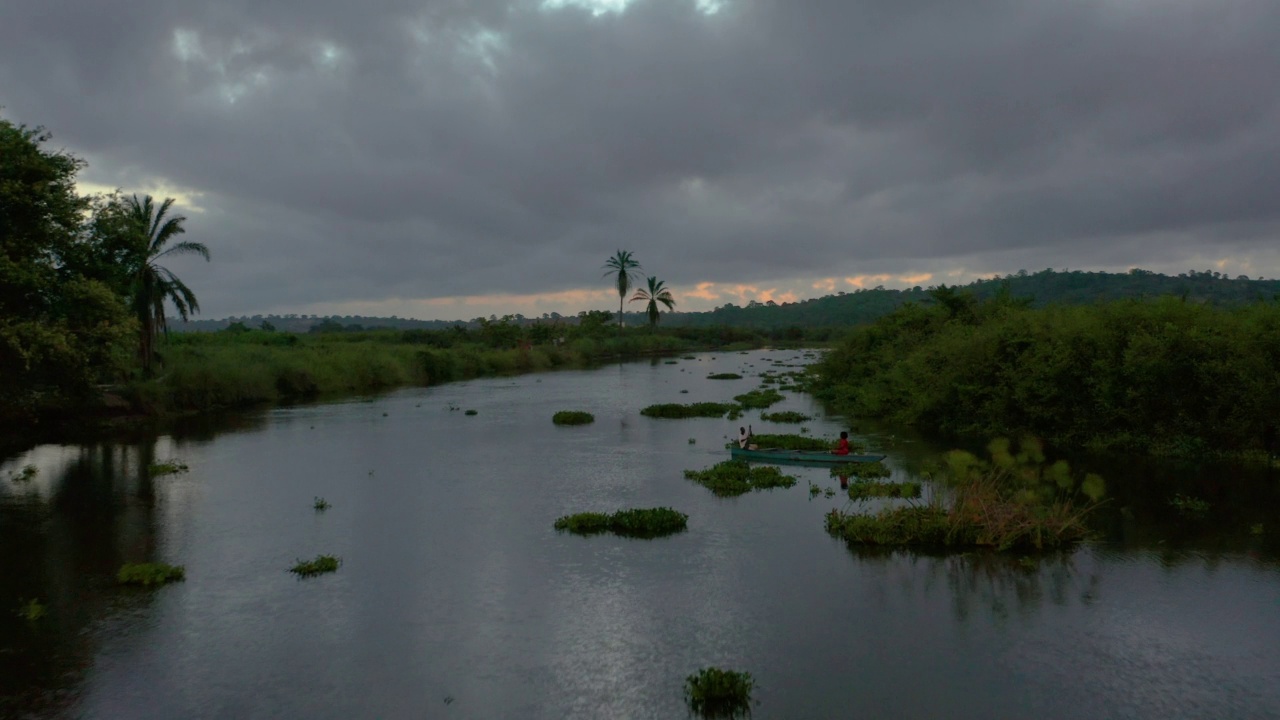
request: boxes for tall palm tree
[629,276,676,328]
[122,195,210,375]
[602,250,641,330]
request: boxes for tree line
[1,118,208,428]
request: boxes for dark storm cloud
[2,0,1278,316]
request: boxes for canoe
[729,447,886,465]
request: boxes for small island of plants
[684,666,755,719]
[684,461,797,497]
[641,402,738,419]
[552,410,595,425]
[148,460,190,477]
[707,373,743,380]
[290,555,341,578]
[118,562,186,586]
[554,507,689,538]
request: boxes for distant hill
[171,268,1280,333]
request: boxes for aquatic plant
[552,410,595,425]
[684,667,755,719]
[665,360,678,364]
[1168,493,1210,518]
[828,461,890,479]
[1251,523,1265,536]
[707,373,742,380]
[290,555,341,577]
[809,482,822,497]
[684,461,797,497]
[760,411,810,423]
[553,507,688,538]
[8,464,38,482]
[732,389,784,409]
[148,460,189,477]
[846,480,922,500]
[641,402,738,419]
[689,438,696,444]
[745,433,834,451]
[313,496,331,511]
[17,598,46,622]
[464,409,478,416]
[824,487,836,498]
[117,562,186,586]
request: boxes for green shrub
[554,508,688,538]
[313,496,331,511]
[684,667,755,718]
[1169,493,1210,518]
[17,598,46,621]
[118,562,186,586]
[552,410,595,425]
[684,461,797,497]
[290,555,341,578]
[846,480,922,500]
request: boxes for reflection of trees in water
[0,442,162,718]
[847,546,1101,622]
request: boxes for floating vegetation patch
[760,411,811,423]
[464,409,478,416]
[684,461,798,497]
[148,460,189,477]
[641,402,738,419]
[747,434,836,451]
[290,555,341,578]
[1168,493,1210,519]
[553,507,688,538]
[828,461,890,479]
[684,667,755,719]
[733,389,784,409]
[8,464,37,482]
[313,496,331,511]
[552,410,595,425]
[688,438,696,444]
[118,562,186,586]
[16,598,46,622]
[707,373,742,380]
[664,360,679,364]
[683,355,696,360]
[846,480,922,500]
[1252,523,1265,536]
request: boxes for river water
[2,350,1278,719]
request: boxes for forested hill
[173,268,1280,332]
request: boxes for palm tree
[122,195,210,375]
[602,250,641,330]
[629,276,676,328]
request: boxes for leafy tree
[629,276,676,328]
[602,250,641,329]
[115,194,210,374]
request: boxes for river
[2,350,1278,719]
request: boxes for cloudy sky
[3,0,1278,320]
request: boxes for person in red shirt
[833,431,851,456]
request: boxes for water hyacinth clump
[148,460,189,477]
[846,480,923,500]
[118,563,186,586]
[290,555,341,578]
[732,389,784,409]
[641,402,738,419]
[17,598,46,622]
[684,461,798,497]
[684,667,755,719]
[744,434,836,451]
[313,496,331,511]
[552,410,595,425]
[464,409,478,416]
[707,373,743,380]
[8,464,38,482]
[829,461,891,479]
[553,507,688,538]
[760,411,810,423]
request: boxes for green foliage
[464,409,478,416]
[732,389,784,409]
[747,434,837,451]
[117,562,186,586]
[313,496,331,511]
[8,464,38,482]
[828,461,890,479]
[552,410,595,425]
[811,295,1280,457]
[1168,493,1211,519]
[707,373,742,380]
[553,507,688,538]
[641,402,738,419]
[16,598,46,622]
[604,250,642,329]
[684,667,755,719]
[846,480,922,500]
[290,555,341,577]
[760,411,811,423]
[630,275,676,327]
[683,461,798,497]
[148,460,189,477]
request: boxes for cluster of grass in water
[747,433,845,451]
[117,562,186,586]
[707,373,743,380]
[684,666,755,718]
[1168,493,1211,519]
[290,555,341,578]
[829,461,891,479]
[732,389,784,409]
[641,402,738,419]
[684,461,797,497]
[760,410,810,423]
[824,438,1098,551]
[313,496,332,511]
[552,410,595,425]
[16,598,47,622]
[7,464,38,482]
[553,507,689,538]
[148,460,189,477]
[846,480,922,500]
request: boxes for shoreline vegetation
[810,288,1280,461]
